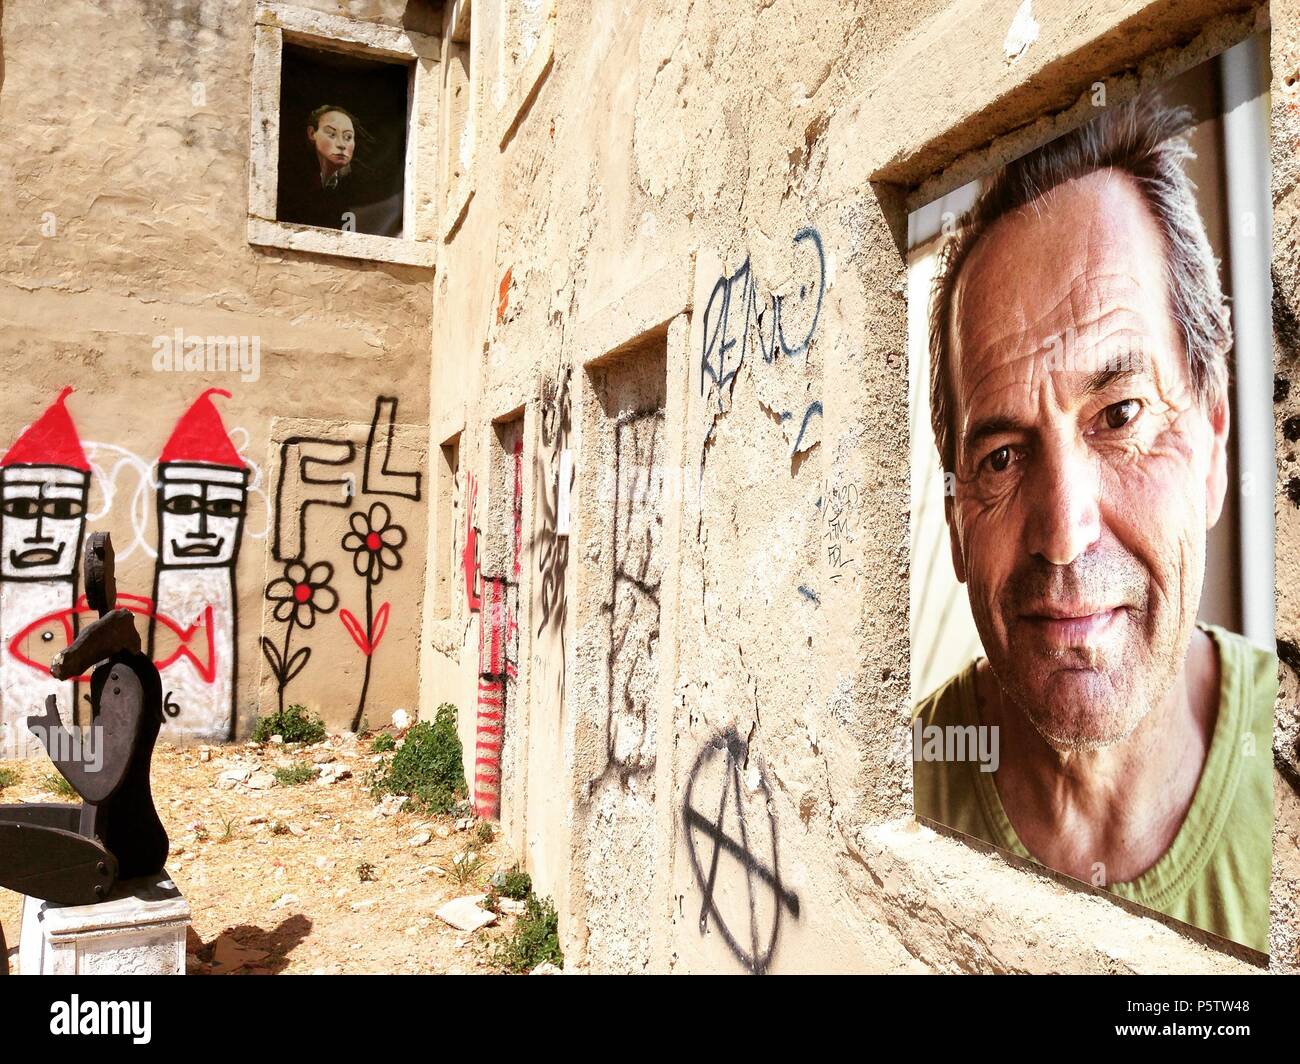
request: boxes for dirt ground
[0,733,536,975]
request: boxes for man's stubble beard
[970,540,1194,753]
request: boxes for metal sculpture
[0,531,169,972]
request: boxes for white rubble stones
[530,962,562,975]
[317,763,352,785]
[435,896,497,933]
[375,794,409,817]
[391,708,411,731]
[214,734,362,794]
[217,766,252,789]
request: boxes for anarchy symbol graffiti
[683,728,800,974]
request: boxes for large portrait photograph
[908,41,1276,953]
[275,41,411,238]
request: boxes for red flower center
[366,532,382,551]
[293,583,311,603]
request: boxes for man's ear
[1204,387,1230,530]
[945,491,967,584]
[306,126,316,144]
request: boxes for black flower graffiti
[261,559,338,713]
[339,502,407,732]
[342,502,406,584]
[265,561,339,629]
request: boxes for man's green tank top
[913,624,1276,953]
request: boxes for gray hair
[928,95,1232,475]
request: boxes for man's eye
[985,446,1014,473]
[1103,399,1142,430]
[2,499,39,519]
[164,495,202,515]
[45,500,84,519]
[207,499,244,518]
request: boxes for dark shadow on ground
[188,914,313,975]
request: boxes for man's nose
[1025,441,1101,566]
[28,511,53,543]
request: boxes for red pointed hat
[159,389,245,468]
[2,387,90,471]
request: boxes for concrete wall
[423,0,1299,973]
[0,0,433,743]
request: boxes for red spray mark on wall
[474,576,512,818]
[461,473,481,612]
[467,437,524,819]
[496,267,512,325]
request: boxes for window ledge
[850,817,1260,973]
[248,217,436,268]
[247,3,441,266]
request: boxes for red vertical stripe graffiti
[474,577,509,818]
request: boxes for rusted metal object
[0,531,168,914]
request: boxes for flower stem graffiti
[340,501,405,731]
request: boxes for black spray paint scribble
[600,406,665,782]
[363,396,423,501]
[535,369,572,640]
[683,728,801,975]
[699,226,825,459]
[533,369,573,721]
[272,436,355,564]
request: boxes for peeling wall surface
[2,0,1298,974]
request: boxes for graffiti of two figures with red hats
[0,387,250,751]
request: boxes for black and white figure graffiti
[682,728,801,975]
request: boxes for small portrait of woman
[275,45,409,238]
[309,105,356,189]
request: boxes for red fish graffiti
[8,593,216,684]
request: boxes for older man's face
[947,169,1229,750]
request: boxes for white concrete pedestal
[19,872,190,975]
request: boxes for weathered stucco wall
[424,0,1298,974]
[0,0,433,741]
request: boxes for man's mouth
[1019,604,1125,647]
[172,541,222,559]
[10,546,63,568]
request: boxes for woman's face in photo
[309,109,355,174]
